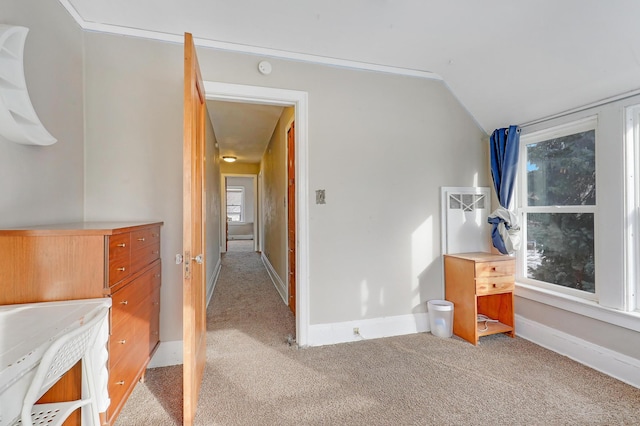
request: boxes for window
[226,187,244,222]
[518,117,597,298]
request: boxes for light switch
[316,189,326,204]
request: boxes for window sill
[515,282,640,333]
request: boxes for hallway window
[227,187,244,222]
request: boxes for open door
[287,121,296,315]
[183,32,207,426]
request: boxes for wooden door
[183,32,207,426]
[287,121,296,315]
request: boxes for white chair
[13,306,109,426]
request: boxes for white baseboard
[261,253,287,304]
[308,313,430,347]
[148,340,183,368]
[515,315,640,389]
[207,257,222,307]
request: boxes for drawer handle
[119,339,126,344]
[120,300,128,305]
[116,380,125,386]
[117,243,126,248]
[492,283,497,288]
[155,274,161,278]
[138,237,146,242]
[152,250,159,254]
[491,267,496,271]
[117,267,126,272]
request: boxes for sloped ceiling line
[58,0,640,134]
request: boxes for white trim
[625,104,640,311]
[517,117,598,300]
[516,283,640,333]
[308,313,430,347]
[261,252,287,304]
[515,315,640,389]
[206,257,222,307]
[520,115,598,141]
[519,88,640,129]
[148,340,183,368]
[204,81,311,348]
[57,0,441,81]
[57,0,85,26]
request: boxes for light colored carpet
[116,249,640,425]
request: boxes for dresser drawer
[149,284,161,354]
[109,308,141,367]
[131,226,161,250]
[111,276,154,329]
[107,337,147,416]
[476,276,514,295]
[108,233,131,259]
[475,260,514,278]
[108,255,131,286]
[131,241,161,273]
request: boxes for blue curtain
[488,125,520,254]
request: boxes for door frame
[221,173,259,252]
[204,81,309,347]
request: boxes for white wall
[0,0,85,227]
[83,34,184,342]
[82,31,488,346]
[7,5,639,384]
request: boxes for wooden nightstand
[444,252,515,345]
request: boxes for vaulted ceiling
[64,0,640,156]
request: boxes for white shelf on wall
[0,25,56,146]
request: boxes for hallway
[115,242,295,424]
[208,240,296,348]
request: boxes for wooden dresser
[0,221,162,425]
[443,252,515,345]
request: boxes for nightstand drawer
[476,276,514,295]
[475,260,514,278]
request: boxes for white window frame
[226,186,244,222]
[625,105,640,312]
[517,116,598,301]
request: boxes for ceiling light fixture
[222,156,237,163]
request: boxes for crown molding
[57,0,442,81]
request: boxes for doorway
[204,81,309,347]
[222,174,258,253]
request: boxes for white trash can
[427,299,454,338]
